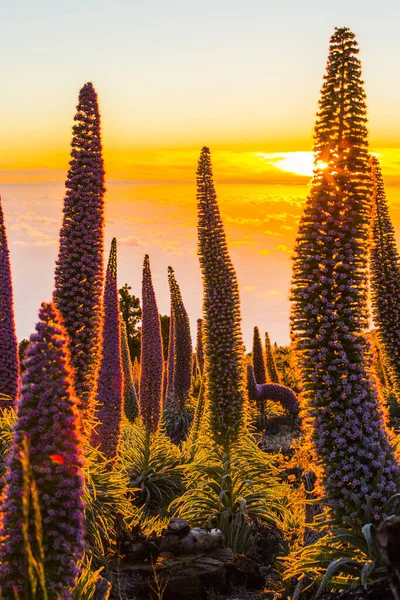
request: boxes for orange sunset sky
[3,0,400,347]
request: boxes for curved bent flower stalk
[247,364,298,414]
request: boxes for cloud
[16,211,58,226]
[259,249,271,256]
[274,244,292,255]
[119,236,141,247]
[10,222,57,247]
[263,229,283,237]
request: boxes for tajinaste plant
[92,238,123,465]
[139,255,164,434]
[247,364,298,414]
[290,27,400,523]
[165,304,175,406]
[0,302,85,599]
[369,157,400,398]
[54,82,105,419]
[196,318,204,374]
[121,320,139,423]
[252,326,267,384]
[265,332,280,384]
[167,267,193,411]
[0,196,19,406]
[197,147,247,447]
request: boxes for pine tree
[265,332,280,383]
[252,326,267,384]
[197,147,247,447]
[167,267,193,411]
[290,27,399,522]
[92,239,123,465]
[139,255,164,434]
[0,303,85,598]
[0,197,19,406]
[54,82,105,419]
[369,157,400,397]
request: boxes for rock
[160,527,224,555]
[225,556,265,589]
[165,518,191,537]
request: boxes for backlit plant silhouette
[92,238,123,466]
[0,197,19,406]
[252,326,267,384]
[290,27,399,523]
[0,303,85,598]
[265,332,280,384]
[369,157,400,399]
[197,146,247,447]
[54,82,105,419]
[121,320,139,423]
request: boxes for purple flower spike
[167,267,193,411]
[0,197,19,406]
[370,157,400,397]
[0,302,85,599]
[121,320,139,423]
[290,28,400,523]
[54,82,105,420]
[165,305,175,406]
[247,364,298,414]
[92,239,123,465]
[196,319,204,374]
[197,147,247,446]
[252,327,267,384]
[265,332,280,384]
[139,255,164,434]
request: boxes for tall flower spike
[247,364,298,414]
[369,157,400,398]
[196,318,204,374]
[54,82,105,419]
[165,304,175,406]
[252,326,267,384]
[197,147,247,446]
[92,239,123,464]
[265,332,280,384]
[121,320,139,422]
[0,303,85,599]
[0,197,19,406]
[290,27,400,522]
[167,267,193,411]
[139,255,164,434]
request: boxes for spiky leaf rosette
[0,198,19,406]
[197,147,247,446]
[92,239,123,465]
[265,332,280,383]
[165,305,175,406]
[252,326,267,384]
[247,365,298,414]
[121,320,139,422]
[369,157,400,398]
[196,318,204,374]
[167,267,193,410]
[54,82,105,419]
[290,27,400,523]
[0,302,85,599]
[139,256,164,434]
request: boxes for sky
[2,0,400,347]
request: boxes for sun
[255,151,315,177]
